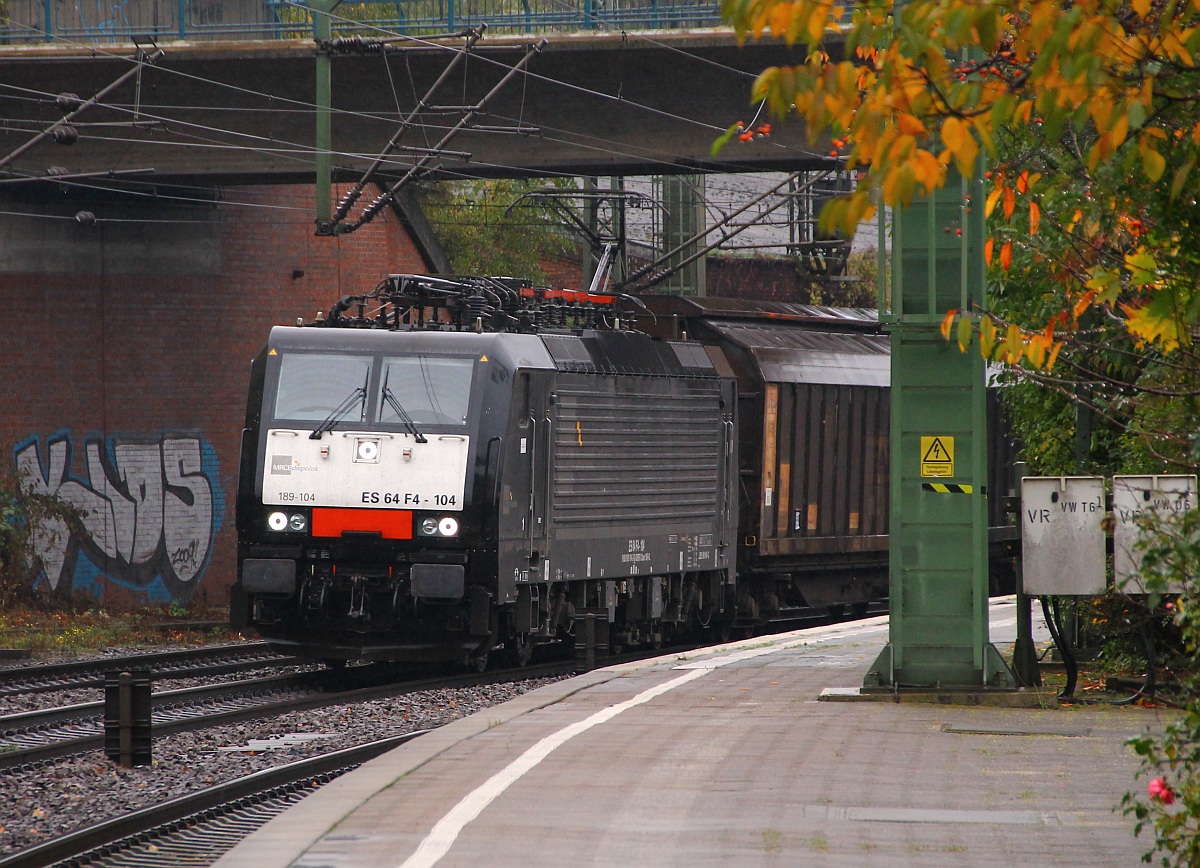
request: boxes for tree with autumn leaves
[716,0,1200,473]
[720,0,1200,356]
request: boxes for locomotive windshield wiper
[381,369,428,443]
[309,387,366,440]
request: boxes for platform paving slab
[216,604,1174,867]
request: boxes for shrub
[1121,507,1200,865]
[0,461,83,610]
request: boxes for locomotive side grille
[552,387,723,523]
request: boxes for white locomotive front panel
[262,428,469,510]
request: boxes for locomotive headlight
[418,516,459,537]
[354,438,380,463]
[288,513,308,532]
[267,511,288,531]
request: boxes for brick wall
[0,184,426,609]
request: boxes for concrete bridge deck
[0,30,840,185]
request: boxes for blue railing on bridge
[1,0,723,44]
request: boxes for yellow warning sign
[920,436,954,477]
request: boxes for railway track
[0,642,301,697]
[0,732,429,868]
[0,610,886,866]
[0,660,576,770]
[0,658,576,867]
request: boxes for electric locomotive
[233,275,738,665]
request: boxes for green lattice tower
[864,166,1015,689]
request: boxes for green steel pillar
[864,165,1015,689]
[312,0,341,235]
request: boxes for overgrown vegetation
[1120,510,1200,866]
[415,178,577,280]
[0,461,82,611]
[0,606,246,656]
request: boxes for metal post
[311,0,341,233]
[1011,464,1041,685]
[43,0,52,42]
[104,670,152,767]
[177,0,186,41]
[863,154,1015,689]
[585,613,596,671]
[119,671,133,766]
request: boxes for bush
[1121,507,1200,865]
[0,461,83,610]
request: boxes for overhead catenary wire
[0,13,837,251]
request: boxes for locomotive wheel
[505,632,533,667]
[467,651,489,673]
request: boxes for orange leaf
[1046,340,1063,369]
[999,240,1013,270]
[985,237,995,265]
[940,308,958,340]
[896,113,926,136]
[1016,170,1029,194]
[1002,186,1016,220]
[1029,201,1041,235]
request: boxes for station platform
[217,598,1165,867]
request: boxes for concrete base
[820,685,1048,707]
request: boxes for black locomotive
[232,275,1016,666]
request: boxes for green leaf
[1170,155,1196,200]
[956,311,973,350]
[711,123,740,157]
[1128,99,1147,131]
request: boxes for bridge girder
[0,31,844,186]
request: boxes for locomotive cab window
[273,353,370,422]
[379,355,475,427]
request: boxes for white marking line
[398,667,708,868]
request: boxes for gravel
[0,675,565,857]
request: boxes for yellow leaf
[941,116,967,152]
[1132,0,1151,15]
[911,149,943,192]
[980,316,997,357]
[985,187,1003,217]
[805,3,826,43]
[1005,324,1023,364]
[1026,334,1047,368]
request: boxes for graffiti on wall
[14,434,224,601]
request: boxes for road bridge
[0,29,842,186]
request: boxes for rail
[0,0,724,46]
